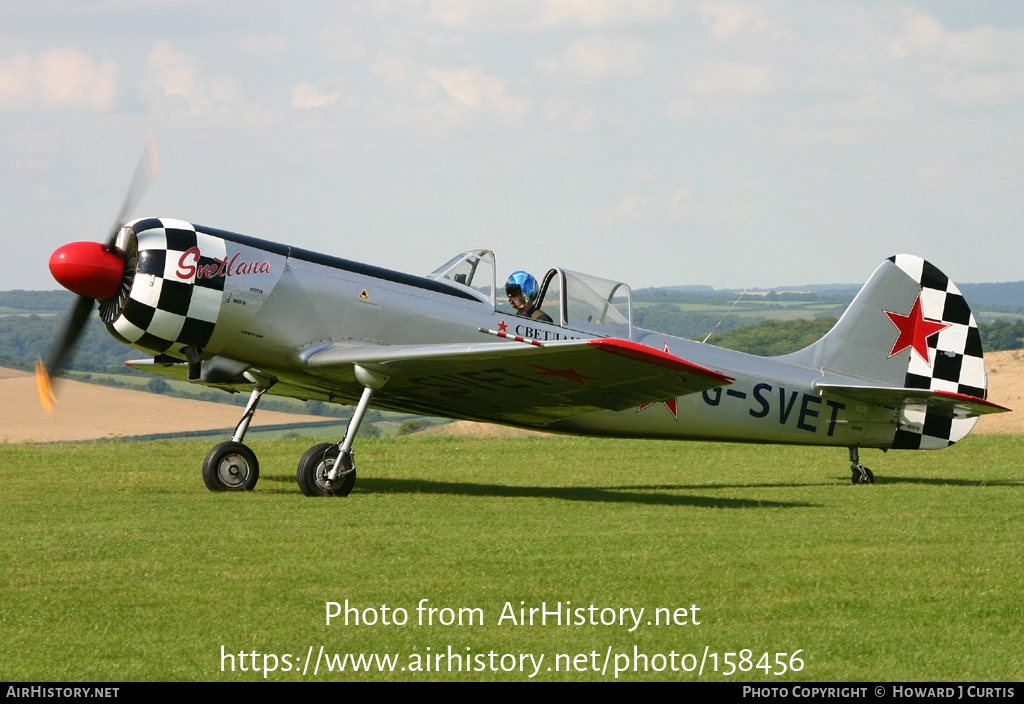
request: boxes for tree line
[2,297,1021,381]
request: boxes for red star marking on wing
[637,397,678,420]
[883,293,950,365]
[497,319,509,333]
[635,343,679,421]
[527,364,600,384]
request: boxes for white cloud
[932,68,1024,107]
[890,9,1024,66]
[292,82,341,109]
[598,186,694,223]
[665,186,693,220]
[37,48,118,109]
[427,66,530,126]
[678,58,776,98]
[535,35,654,86]
[624,167,655,183]
[141,41,249,120]
[884,9,1024,107]
[234,33,289,56]
[540,97,598,133]
[899,12,945,53]
[428,0,673,31]
[315,23,368,61]
[697,1,788,39]
[534,0,674,29]
[0,48,118,111]
[597,194,658,223]
[0,54,33,110]
[667,6,1024,122]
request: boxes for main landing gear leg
[203,386,269,492]
[297,365,389,497]
[849,446,874,485]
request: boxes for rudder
[784,254,990,448]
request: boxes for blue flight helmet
[505,271,539,307]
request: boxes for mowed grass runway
[1,435,1021,682]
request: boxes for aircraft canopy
[428,250,633,339]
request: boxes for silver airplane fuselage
[41,144,1005,495]
[111,219,908,451]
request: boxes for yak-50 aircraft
[38,139,1009,495]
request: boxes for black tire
[203,441,259,491]
[851,466,875,485]
[296,442,356,497]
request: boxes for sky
[2,0,1023,293]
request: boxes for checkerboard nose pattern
[109,218,224,356]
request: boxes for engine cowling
[102,217,285,361]
[102,218,227,357]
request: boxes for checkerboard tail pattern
[106,218,225,356]
[887,254,987,450]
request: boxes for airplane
[38,139,1010,496]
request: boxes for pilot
[505,271,552,323]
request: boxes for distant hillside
[705,316,1023,355]
[639,280,1024,306]
[632,279,1024,341]
[0,308,139,375]
[706,318,839,356]
[637,283,863,296]
[959,282,1024,307]
[0,290,75,313]
[5,283,1024,375]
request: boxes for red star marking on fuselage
[883,293,950,365]
[497,319,509,333]
[527,364,600,384]
[635,343,679,420]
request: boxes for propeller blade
[37,294,95,413]
[41,134,158,412]
[39,134,157,409]
[106,133,160,245]
[35,358,57,414]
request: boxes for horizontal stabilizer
[815,382,1010,419]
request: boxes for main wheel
[851,466,875,485]
[297,442,356,497]
[203,441,259,491]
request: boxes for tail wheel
[297,442,356,497]
[203,441,259,491]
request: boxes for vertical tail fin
[785,254,991,448]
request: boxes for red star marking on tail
[497,319,509,333]
[883,293,950,365]
[635,343,679,420]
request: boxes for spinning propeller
[37,135,159,412]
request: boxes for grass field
[1,434,1021,682]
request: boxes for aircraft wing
[300,334,734,425]
[814,382,1010,419]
